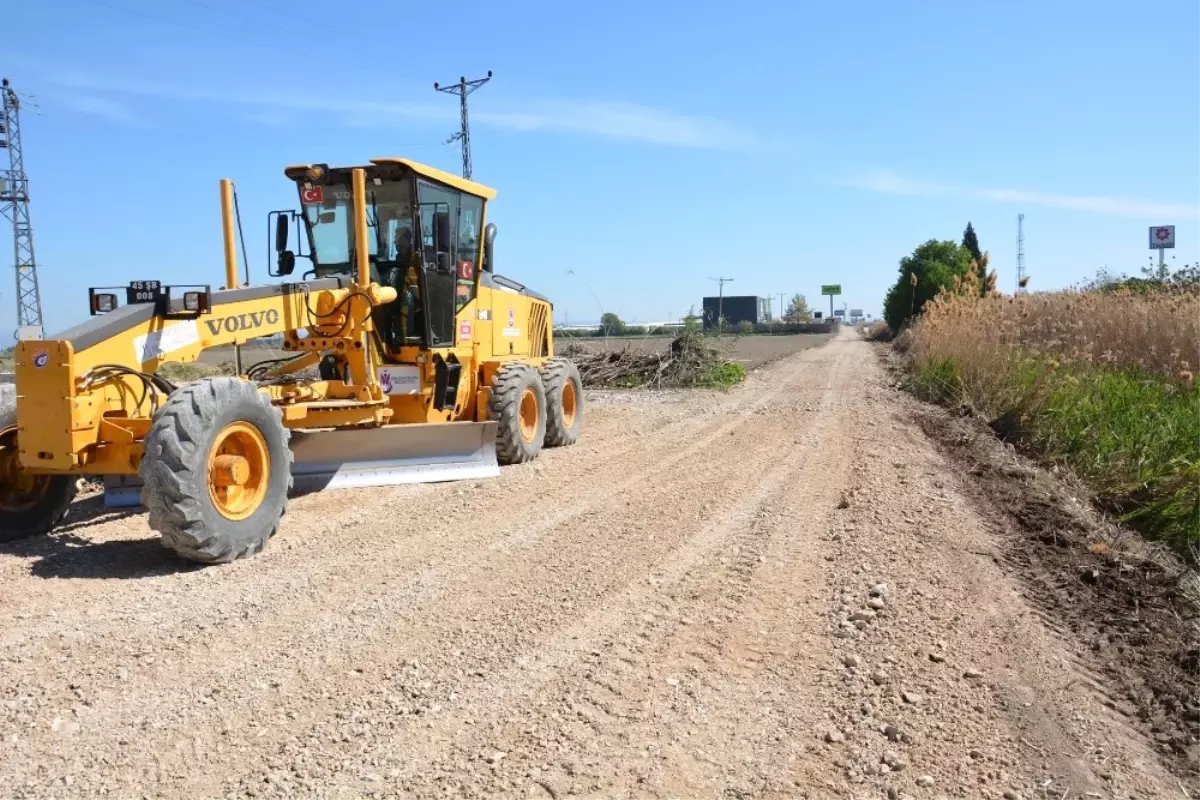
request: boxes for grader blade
[288,421,500,492]
[102,421,501,508]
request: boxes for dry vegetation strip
[905,287,1199,557]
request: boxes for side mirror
[434,211,451,253]
[275,214,289,253]
[277,250,296,276]
[483,222,497,273]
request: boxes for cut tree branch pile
[561,332,735,388]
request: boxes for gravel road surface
[1,329,1191,799]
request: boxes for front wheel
[140,377,292,564]
[0,385,76,543]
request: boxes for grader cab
[0,158,583,563]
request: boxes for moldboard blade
[287,421,500,492]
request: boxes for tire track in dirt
[0,343,826,643]
[0,342,844,796]
[7,331,1185,800]
[217,337,859,798]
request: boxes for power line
[1,78,45,339]
[235,0,364,39]
[87,0,291,54]
[434,72,492,180]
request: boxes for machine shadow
[0,496,201,580]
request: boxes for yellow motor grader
[1,158,583,563]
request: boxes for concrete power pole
[709,276,733,330]
[434,71,492,180]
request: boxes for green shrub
[905,357,962,404]
[697,361,747,390]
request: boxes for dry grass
[907,286,1200,557]
[863,321,892,342]
[913,286,1198,390]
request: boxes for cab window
[456,195,483,311]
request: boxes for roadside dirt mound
[907,383,1200,785]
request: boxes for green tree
[961,222,982,263]
[961,222,988,296]
[599,311,626,336]
[784,293,810,321]
[883,239,974,332]
[682,305,703,334]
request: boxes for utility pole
[0,78,43,340]
[709,276,733,330]
[778,292,786,321]
[434,71,492,180]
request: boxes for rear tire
[539,358,583,448]
[489,363,545,465]
[0,384,76,543]
[140,377,292,564]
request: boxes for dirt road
[1,330,1193,799]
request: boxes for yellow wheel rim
[0,426,49,512]
[519,387,539,443]
[207,421,270,521]
[561,378,578,429]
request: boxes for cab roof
[283,157,497,200]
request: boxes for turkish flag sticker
[301,186,324,204]
[457,260,474,280]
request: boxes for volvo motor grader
[0,158,583,562]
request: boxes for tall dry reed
[912,287,1199,409]
[907,285,1199,556]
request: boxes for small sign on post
[1149,225,1176,269]
[1149,226,1175,249]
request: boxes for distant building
[702,295,769,330]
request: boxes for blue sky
[6,0,1199,334]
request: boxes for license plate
[127,280,163,304]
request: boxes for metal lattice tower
[0,78,44,339]
[1015,213,1026,295]
[433,71,492,180]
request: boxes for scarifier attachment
[103,421,500,508]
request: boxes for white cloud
[476,101,756,149]
[53,93,138,124]
[45,72,756,150]
[241,110,293,128]
[845,169,1199,219]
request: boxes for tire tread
[140,377,292,564]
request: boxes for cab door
[416,180,460,348]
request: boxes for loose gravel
[0,329,1192,798]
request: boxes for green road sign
[821,284,842,296]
